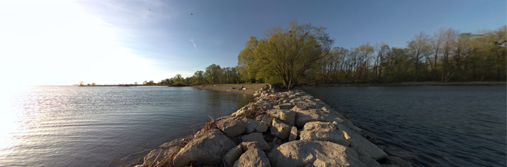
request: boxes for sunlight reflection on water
[0,86,254,166]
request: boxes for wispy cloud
[190,38,198,51]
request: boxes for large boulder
[242,118,269,133]
[173,129,236,167]
[295,109,344,128]
[336,124,387,160]
[241,133,270,150]
[224,145,243,167]
[269,140,366,167]
[142,139,182,166]
[265,109,296,126]
[233,147,271,167]
[270,118,291,140]
[216,117,246,137]
[255,114,272,126]
[299,121,350,146]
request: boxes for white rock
[299,121,350,146]
[224,145,243,167]
[336,124,387,160]
[265,109,296,126]
[173,129,236,167]
[269,140,366,167]
[294,109,344,128]
[142,139,182,166]
[216,117,246,137]
[233,147,271,167]
[241,133,270,150]
[270,118,291,140]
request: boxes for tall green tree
[238,20,333,88]
[204,64,221,84]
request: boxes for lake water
[0,86,253,166]
[302,86,506,167]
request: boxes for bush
[172,82,187,86]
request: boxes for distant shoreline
[305,81,506,87]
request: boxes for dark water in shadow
[302,86,506,167]
[0,86,253,166]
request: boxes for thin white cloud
[190,38,198,51]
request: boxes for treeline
[150,21,505,87]
[304,27,506,84]
[152,64,242,86]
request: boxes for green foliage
[303,26,506,84]
[204,64,221,84]
[238,20,334,88]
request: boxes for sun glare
[0,1,166,85]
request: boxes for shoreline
[129,84,411,167]
[192,84,266,95]
[307,81,506,87]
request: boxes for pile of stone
[253,84,275,98]
[134,85,412,167]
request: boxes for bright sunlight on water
[0,86,253,166]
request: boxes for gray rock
[273,103,295,110]
[241,133,270,150]
[142,139,182,166]
[255,114,272,127]
[216,117,246,137]
[242,118,269,133]
[299,121,350,146]
[270,118,291,140]
[224,145,243,167]
[173,129,236,167]
[336,124,387,160]
[294,100,323,110]
[231,108,248,117]
[265,109,296,126]
[288,126,298,141]
[239,141,262,151]
[294,109,344,128]
[291,104,308,111]
[269,140,366,167]
[254,101,273,110]
[233,147,271,167]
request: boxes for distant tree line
[148,21,505,88]
[303,27,506,84]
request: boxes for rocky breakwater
[133,84,412,167]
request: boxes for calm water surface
[302,86,506,167]
[0,86,253,166]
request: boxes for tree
[408,32,431,81]
[79,81,85,86]
[237,20,333,88]
[204,64,221,84]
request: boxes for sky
[0,0,505,85]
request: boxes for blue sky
[0,0,505,85]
